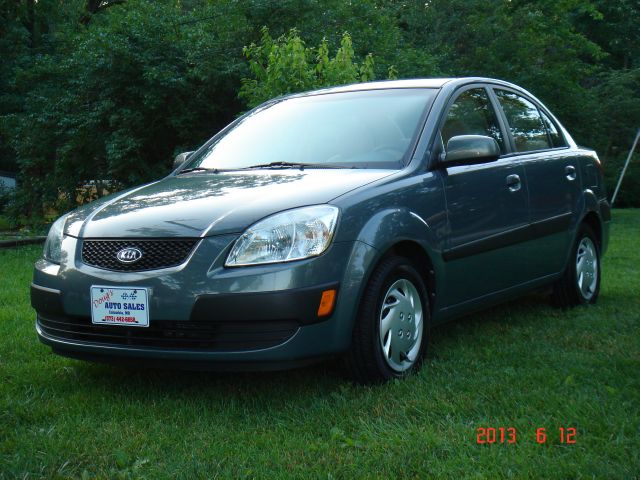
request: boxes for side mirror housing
[173,151,194,169]
[442,135,500,167]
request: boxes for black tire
[552,223,601,308]
[345,255,430,384]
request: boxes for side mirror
[173,151,194,169]
[442,135,500,167]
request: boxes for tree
[239,28,387,109]
[572,0,640,205]
[2,1,251,217]
[1,0,639,216]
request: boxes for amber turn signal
[317,289,337,317]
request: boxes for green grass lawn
[1,211,638,479]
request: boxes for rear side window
[540,110,567,148]
[495,90,550,152]
[441,88,505,153]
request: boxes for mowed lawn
[1,211,638,479]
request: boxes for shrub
[239,28,395,109]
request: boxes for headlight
[43,215,67,264]
[225,205,339,266]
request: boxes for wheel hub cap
[379,278,423,372]
[576,237,598,300]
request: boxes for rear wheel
[552,223,601,307]
[346,255,430,384]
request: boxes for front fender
[336,208,445,336]
[358,208,438,250]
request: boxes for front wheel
[346,255,430,384]
[552,223,601,307]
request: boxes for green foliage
[393,0,604,129]
[2,1,251,218]
[0,215,11,231]
[386,0,640,205]
[239,28,381,109]
[0,0,639,213]
[590,69,640,207]
[239,0,407,78]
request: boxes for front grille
[82,239,199,272]
[38,314,299,351]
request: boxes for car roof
[316,78,453,92]
[287,77,522,98]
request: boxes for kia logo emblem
[116,247,143,264]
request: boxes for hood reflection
[71,169,394,238]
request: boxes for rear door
[437,85,531,307]
[491,88,580,278]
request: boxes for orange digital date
[476,427,517,444]
[476,427,576,444]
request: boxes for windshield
[186,88,437,170]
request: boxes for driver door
[438,86,530,307]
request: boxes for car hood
[65,169,394,238]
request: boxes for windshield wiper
[239,161,352,170]
[178,162,353,174]
[177,167,218,175]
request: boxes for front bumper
[31,235,377,369]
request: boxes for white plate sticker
[91,286,149,327]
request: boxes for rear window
[540,110,567,148]
[495,90,551,152]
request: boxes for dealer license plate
[90,286,149,327]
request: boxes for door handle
[506,174,521,192]
[565,165,577,181]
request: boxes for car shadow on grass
[70,354,350,401]
[430,291,556,344]
[62,290,562,401]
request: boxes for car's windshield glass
[186,88,437,171]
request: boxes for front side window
[441,88,505,153]
[187,89,437,170]
[495,90,551,152]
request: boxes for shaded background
[0,0,638,223]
